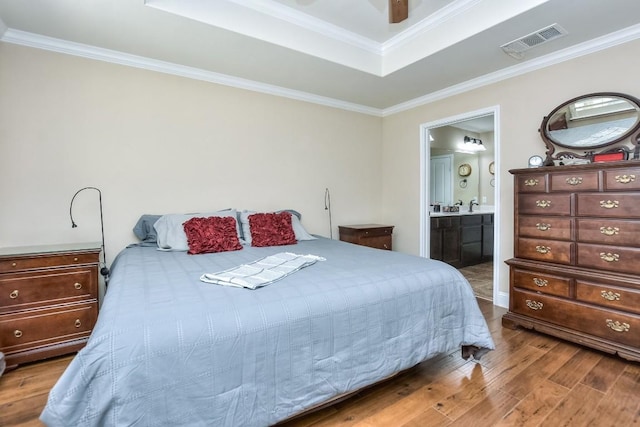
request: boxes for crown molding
[2,22,639,119]
[382,22,640,116]
[0,29,383,117]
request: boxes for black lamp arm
[69,187,109,279]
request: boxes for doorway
[419,106,504,307]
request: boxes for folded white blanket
[200,252,325,289]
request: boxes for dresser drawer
[576,219,640,247]
[603,168,640,191]
[518,216,572,240]
[550,171,599,192]
[577,243,640,275]
[0,267,97,313]
[576,281,640,315]
[0,303,97,352]
[511,268,571,297]
[516,238,573,264]
[511,289,640,348]
[516,174,547,193]
[576,193,640,218]
[0,252,100,273]
[518,194,571,216]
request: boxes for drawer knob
[536,223,551,231]
[615,174,635,184]
[75,319,82,328]
[535,200,552,208]
[10,289,19,299]
[526,300,543,310]
[11,262,17,267]
[73,257,79,262]
[606,319,630,333]
[601,290,621,301]
[599,226,619,236]
[565,176,583,186]
[535,245,551,254]
[599,200,619,209]
[14,329,23,338]
[524,178,539,187]
[600,252,619,263]
[533,278,548,287]
[74,282,82,290]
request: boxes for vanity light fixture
[462,136,486,152]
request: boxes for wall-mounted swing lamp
[69,187,110,281]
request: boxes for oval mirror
[541,93,640,153]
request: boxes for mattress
[40,237,494,426]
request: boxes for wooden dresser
[338,224,393,250]
[0,243,101,368]
[503,161,640,361]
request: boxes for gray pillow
[133,214,162,244]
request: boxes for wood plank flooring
[1,299,638,426]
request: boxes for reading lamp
[69,187,110,280]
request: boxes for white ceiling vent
[501,24,568,59]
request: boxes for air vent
[501,24,568,59]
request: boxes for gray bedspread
[40,238,494,427]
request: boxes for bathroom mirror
[540,92,640,164]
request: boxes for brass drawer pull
[535,245,551,254]
[14,329,23,338]
[606,319,630,333]
[615,174,635,184]
[75,319,82,328]
[10,289,19,299]
[600,200,619,209]
[11,262,17,267]
[536,223,551,231]
[536,200,552,208]
[601,290,621,301]
[524,178,539,186]
[74,282,82,290]
[566,176,583,185]
[526,300,543,310]
[73,257,79,262]
[600,252,619,262]
[599,226,619,236]
[533,278,548,287]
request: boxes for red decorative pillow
[183,216,242,255]
[248,212,297,247]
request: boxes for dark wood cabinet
[0,243,101,369]
[503,161,640,362]
[338,224,393,250]
[431,213,493,268]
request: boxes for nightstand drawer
[339,224,394,250]
[0,267,98,313]
[0,303,97,351]
[0,252,100,273]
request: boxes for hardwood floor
[1,299,638,426]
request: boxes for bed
[40,211,494,427]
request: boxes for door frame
[419,105,507,307]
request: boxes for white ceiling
[1,0,640,116]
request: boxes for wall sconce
[463,136,487,152]
[69,187,109,280]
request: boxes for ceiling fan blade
[389,0,408,23]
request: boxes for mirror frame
[540,92,640,165]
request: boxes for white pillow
[154,209,241,251]
[239,210,316,246]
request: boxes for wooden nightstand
[338,224,394,250]
[0,243,101,369]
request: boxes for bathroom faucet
[455,200,463,206]
[469,200,479,212]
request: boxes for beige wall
[0,42,383,262]
[382,38,640,297]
